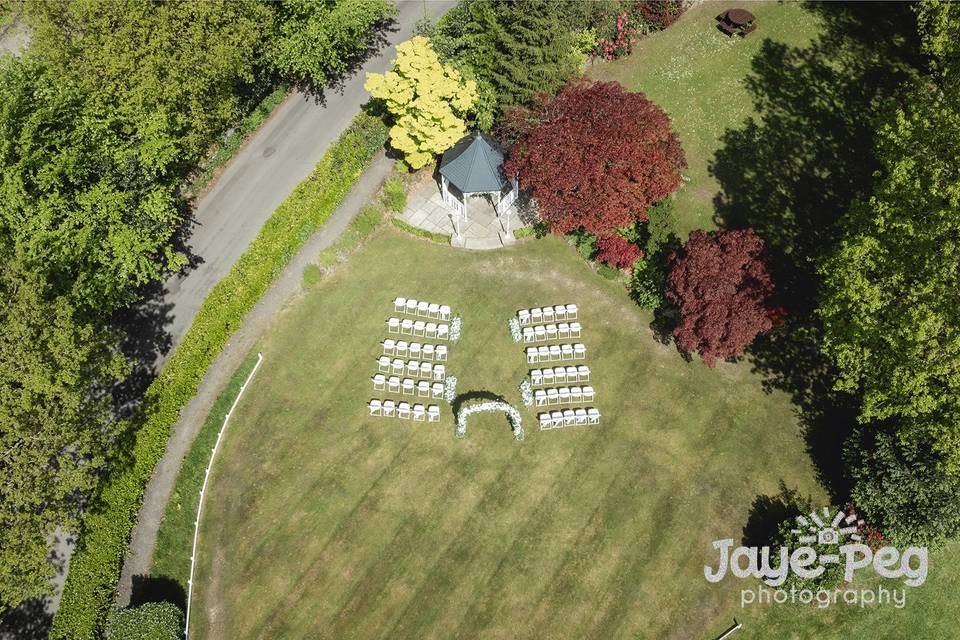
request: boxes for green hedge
[50,112,388,640]
[391,218,451,244]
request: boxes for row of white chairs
[369,399,441,421]
[530,366,590,386]
[534,386,596,406]
[518,304,578,325]
[526,344,586,363]
[539,408,600,429]
[382,340,447,361]
[522,322,582,343]
[372,375,444,398]
[386,318,450,340]
[393,297,452,320]
[376,357,446,381]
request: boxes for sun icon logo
[791,507,865,546]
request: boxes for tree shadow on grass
[742,482,813,547]
[708,2,924,502]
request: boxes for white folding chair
[570,386,583,403]
[548,345,561,361]
[518,309,531,325]
[383,400,396,417]
[546,324,558,341]
[534,390,547,407]
[413,320,426,337]
[587,408,600,424]
[420,362,432,379]
[383,339,396,356]
[577,365,590,381]
[530,369,543,385]
[570,322,582,338]
[422,344,435,361]
[547,388,560,405]
[394,297,407,313]
[413,404,426,421]
[428,405,441,422]
[402,378,415,395]
[561,344,574,360]
[388,376,401,393]
[523,327,535,343]
[437,324,450,340]
[551,410,564,428]
[575,408,588,425]
[534,325,547,341]
[405,299,418,315]
[566,303,578,319]
[398,402,411,419]
[565,366,578,382]
[417,300,430,317]
[425,322,437,338]
[557,323,570,339]
[387,317,400,334]
[369,399,382,416]
[559,387,572,404]
[563,409,576,426]
[373,374,386,391]
[417,380,430,397]
[582,386,595,402]
[439,305,451,321]
[406,360,419,377]
[543,307,555,323]
[400,318,414,335]
[552,367,565,384]
[574,343,586,359]
[433,364,446,381]
[395,341,409,358]
[428,303,440,319]
[377,356,390,372]
[527,348,539,364]
[554,305,567,321]
[539,413,551,430]
[542,368,555,385]
[409,342,422,359]
[531,307,544,323]
[436,345,448,361]
[431,382,443,398]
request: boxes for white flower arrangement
[444,376,458,403]
[455,400,523,441]
[519,379,533,406]
[508,317,522,343]
[449,316,462,342]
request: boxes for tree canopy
[504,80,685,235]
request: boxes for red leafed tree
[503,80,686,235]
[595,233,642,269]
[665,228,775,366]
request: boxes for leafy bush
[382,177,407,212]
[594,233,642,269]
[50,112,388,640]
[570,229,597,261]
[643,197,678,256]
[630,258,665,310]
[107,601,183,640]
[391,218,451,244]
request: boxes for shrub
[570,230,596,261]
[630,258,665,310]
[108,601,183,640]
[594,233,642,269]
[643,197,678,256]
[382,177,407,212]
[50,112,388,640]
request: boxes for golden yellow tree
[365,36,477,169]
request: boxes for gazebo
[439,132,519,241]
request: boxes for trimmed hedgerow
[50,112,388,640]
[108,601,183,640]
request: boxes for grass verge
[391,218,452,244]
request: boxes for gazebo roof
[439,132,508,194]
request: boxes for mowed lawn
[189,229,825,639]
[589,1,821,235]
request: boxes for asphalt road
[163,0,456,352]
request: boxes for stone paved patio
[399,178,520,250]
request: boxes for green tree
[365,36,477,169]
[269,0,397,88]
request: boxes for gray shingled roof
[439,132,508,194]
